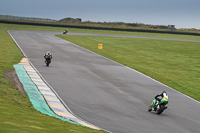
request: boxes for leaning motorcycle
[148,93,168,115]
[63,30,68,34]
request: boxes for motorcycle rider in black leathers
[44,51,52,63]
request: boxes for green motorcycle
[148,92,168,115]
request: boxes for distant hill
[58,17,82,23]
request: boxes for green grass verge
[0,23,105,133]
[56,35,200,102]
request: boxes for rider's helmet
[47,51,51,55]
[161,91,167,96]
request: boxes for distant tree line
[58,17,82,23]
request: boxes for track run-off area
[9,30,200,133]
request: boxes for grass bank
[57,35,200,102]
[0,23,105,133]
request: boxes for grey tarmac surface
[9,30,200,133]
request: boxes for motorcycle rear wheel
[156,105,165,115]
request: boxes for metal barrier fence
[0,15,57,22]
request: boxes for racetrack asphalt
[9,30,200,133]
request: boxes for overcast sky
[0,0,200,29]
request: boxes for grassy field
[0,23,105,133]
[57,35,200,102]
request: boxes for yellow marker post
[98,43,103,49]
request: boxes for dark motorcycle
[45,56,51,66]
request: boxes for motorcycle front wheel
[148,106,152,112]
[46,60,50,66]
